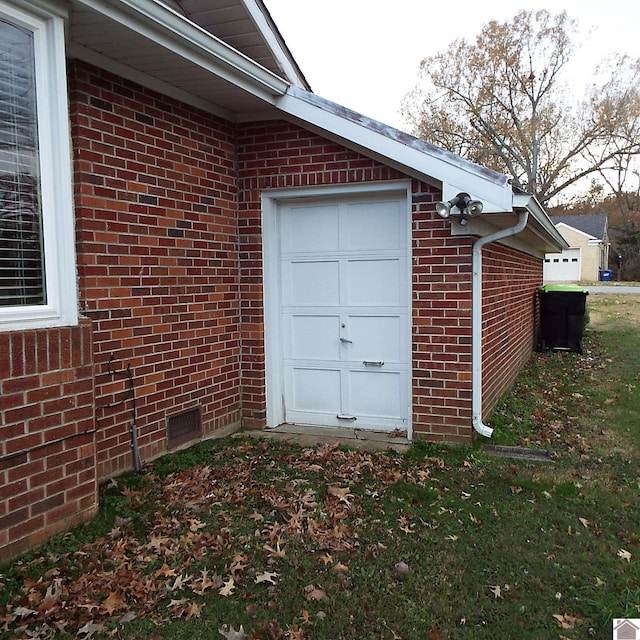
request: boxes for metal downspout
[472,210,529,437]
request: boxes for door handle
[337,414,357,421]
[340,337,353,343]
[363,361,384,367]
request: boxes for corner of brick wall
[411,182,475,442]
[0,318,98,560]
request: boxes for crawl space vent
[167,407,202,448]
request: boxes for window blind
[0,18,45,307]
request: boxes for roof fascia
[242,0,311,90]
[513,194,568,250]
[9,0,68,19]
[73,0,290,101]
[275,88,514,212]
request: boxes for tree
[402,10,640,207]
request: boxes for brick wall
[0,320,96,559]
[69,61,242,479]
[481,244,542,416]
[236,121,474,441]
[411,188,475,442]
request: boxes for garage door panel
[347,259,403,306]
[344,200,404,251]
[287,315,341,360]
[281,204,339,253]
[288,368,341,414]
[348,370,403,418]
[285,260,340,306]
[348,315,402,362]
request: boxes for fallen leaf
[154,564,177,578]
[286,623,305,640]
[77,620,105,639]
[168,598,188,609]
[267,619,283,639]
[118,611,137,624]
[100,591,125,614]
[219,624,246,640]
[618,549,632,562]
[11,607,37,620]
[489,585,502,598]
[304,585,326,601]
[185,602,202,620]
[332,562,349,573]
[189,518,206,532]
[327,485,352,505]
[219,578,235,597]
[425,625,443,640]
[552,613,580,629]
[255,571,278,585]
[578,517,590,529]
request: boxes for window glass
[0,18,45,307]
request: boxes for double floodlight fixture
[435,192,484,226]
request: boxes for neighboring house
[0,0,566,558]
[544,214,609,282]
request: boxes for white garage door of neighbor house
[544,248,581,282]
[278,194,410,432]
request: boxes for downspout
[472,209,529,437]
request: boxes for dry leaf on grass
[219,624,246,640]
[618,549,632,562]
[218,578,235,597]
[76,620,104,639]
[255,571,278,585]
[303,585,326,601]
[552,613,581,629]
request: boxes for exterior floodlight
[435,201,452,218]
[434,192,484,225]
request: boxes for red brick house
[0,0,566,558]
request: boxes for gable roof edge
[276,87,514,212]
[241,0,311,90]
[555,221,599,241]
[74,0,290,100]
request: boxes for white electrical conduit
[472,210,529,437]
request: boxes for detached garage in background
[0,0,566,557]
[544,214,610,282]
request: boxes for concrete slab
[240,424,411,453]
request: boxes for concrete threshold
[240,424,411,453]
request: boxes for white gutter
[472,209,530,438]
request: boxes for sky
[264,0,640,132]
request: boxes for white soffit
[69,0,289,108]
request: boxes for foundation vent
[167,407,202,448]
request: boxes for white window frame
[0,1,77,330]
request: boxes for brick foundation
[0,320,97,558]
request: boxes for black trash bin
[538,284,589,354]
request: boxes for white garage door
[544,248,581,282]
[277,193,410,432]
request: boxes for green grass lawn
[1,295,639,640]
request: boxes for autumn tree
[402,10,640,207]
